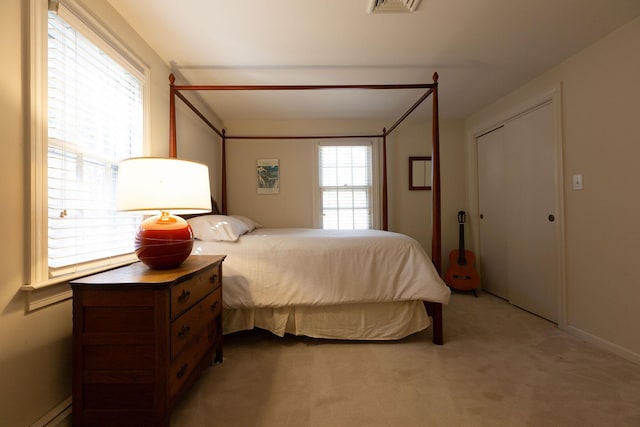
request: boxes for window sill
[21,257,137,312]
[21,281,72,312]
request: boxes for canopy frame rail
[168,73,441,275]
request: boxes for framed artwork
[257,159,280,194]
[409,156,432,191]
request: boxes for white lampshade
[116,157,211,214]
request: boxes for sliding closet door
[477,127,509,299]
[477,101,559,323]
[504,102,558,322]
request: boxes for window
[318,143,376,230]
[24,0,148,308]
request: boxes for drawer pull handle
[178,289,191,304]
[178,325,191,338]
[176,363,189,378]
[210,301,219,311]
[210,274,218,283]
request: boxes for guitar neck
[457,222,467,265]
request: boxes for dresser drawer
[170,263,221,319]
[170,288,221,360]
[169,324,216,400]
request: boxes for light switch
[572,174,583,190]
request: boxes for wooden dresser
[70,255,225,426]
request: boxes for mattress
[193,228,450,307]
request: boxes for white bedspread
[193,228,450,309]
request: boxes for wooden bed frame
[167,73,445,344]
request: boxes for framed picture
[257,159,280,194]
[409,156,432,191]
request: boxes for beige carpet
[171,292,640,426]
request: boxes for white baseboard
[31,396,72,427]
[566,326,640,365]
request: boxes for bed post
[169,74,177,158]
[221,129,227,215]
[428,72,444,345]
[382,128,388,231]
[431,72,441,274]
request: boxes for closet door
[477,101,559,323]
[504,102,558,322]
[477,127,509,299]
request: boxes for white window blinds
[46,6,143,276]
[319,144,372,230]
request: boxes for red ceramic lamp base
[134,212,193,269]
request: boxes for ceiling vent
[367,0,421,14]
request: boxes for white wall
[388,120,467,260]
[465,16,640,361]
[227,138,316,227]
[173,98,223,200]
[0,1,220,425]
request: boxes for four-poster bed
[167,72,449,344]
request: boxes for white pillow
[187,215,249,242]
[229,214,262,232]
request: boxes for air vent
[367,0,421,14]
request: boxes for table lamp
[116,157,211,269]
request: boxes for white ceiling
[107,0,640,121]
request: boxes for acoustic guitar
[445,210,480,295]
